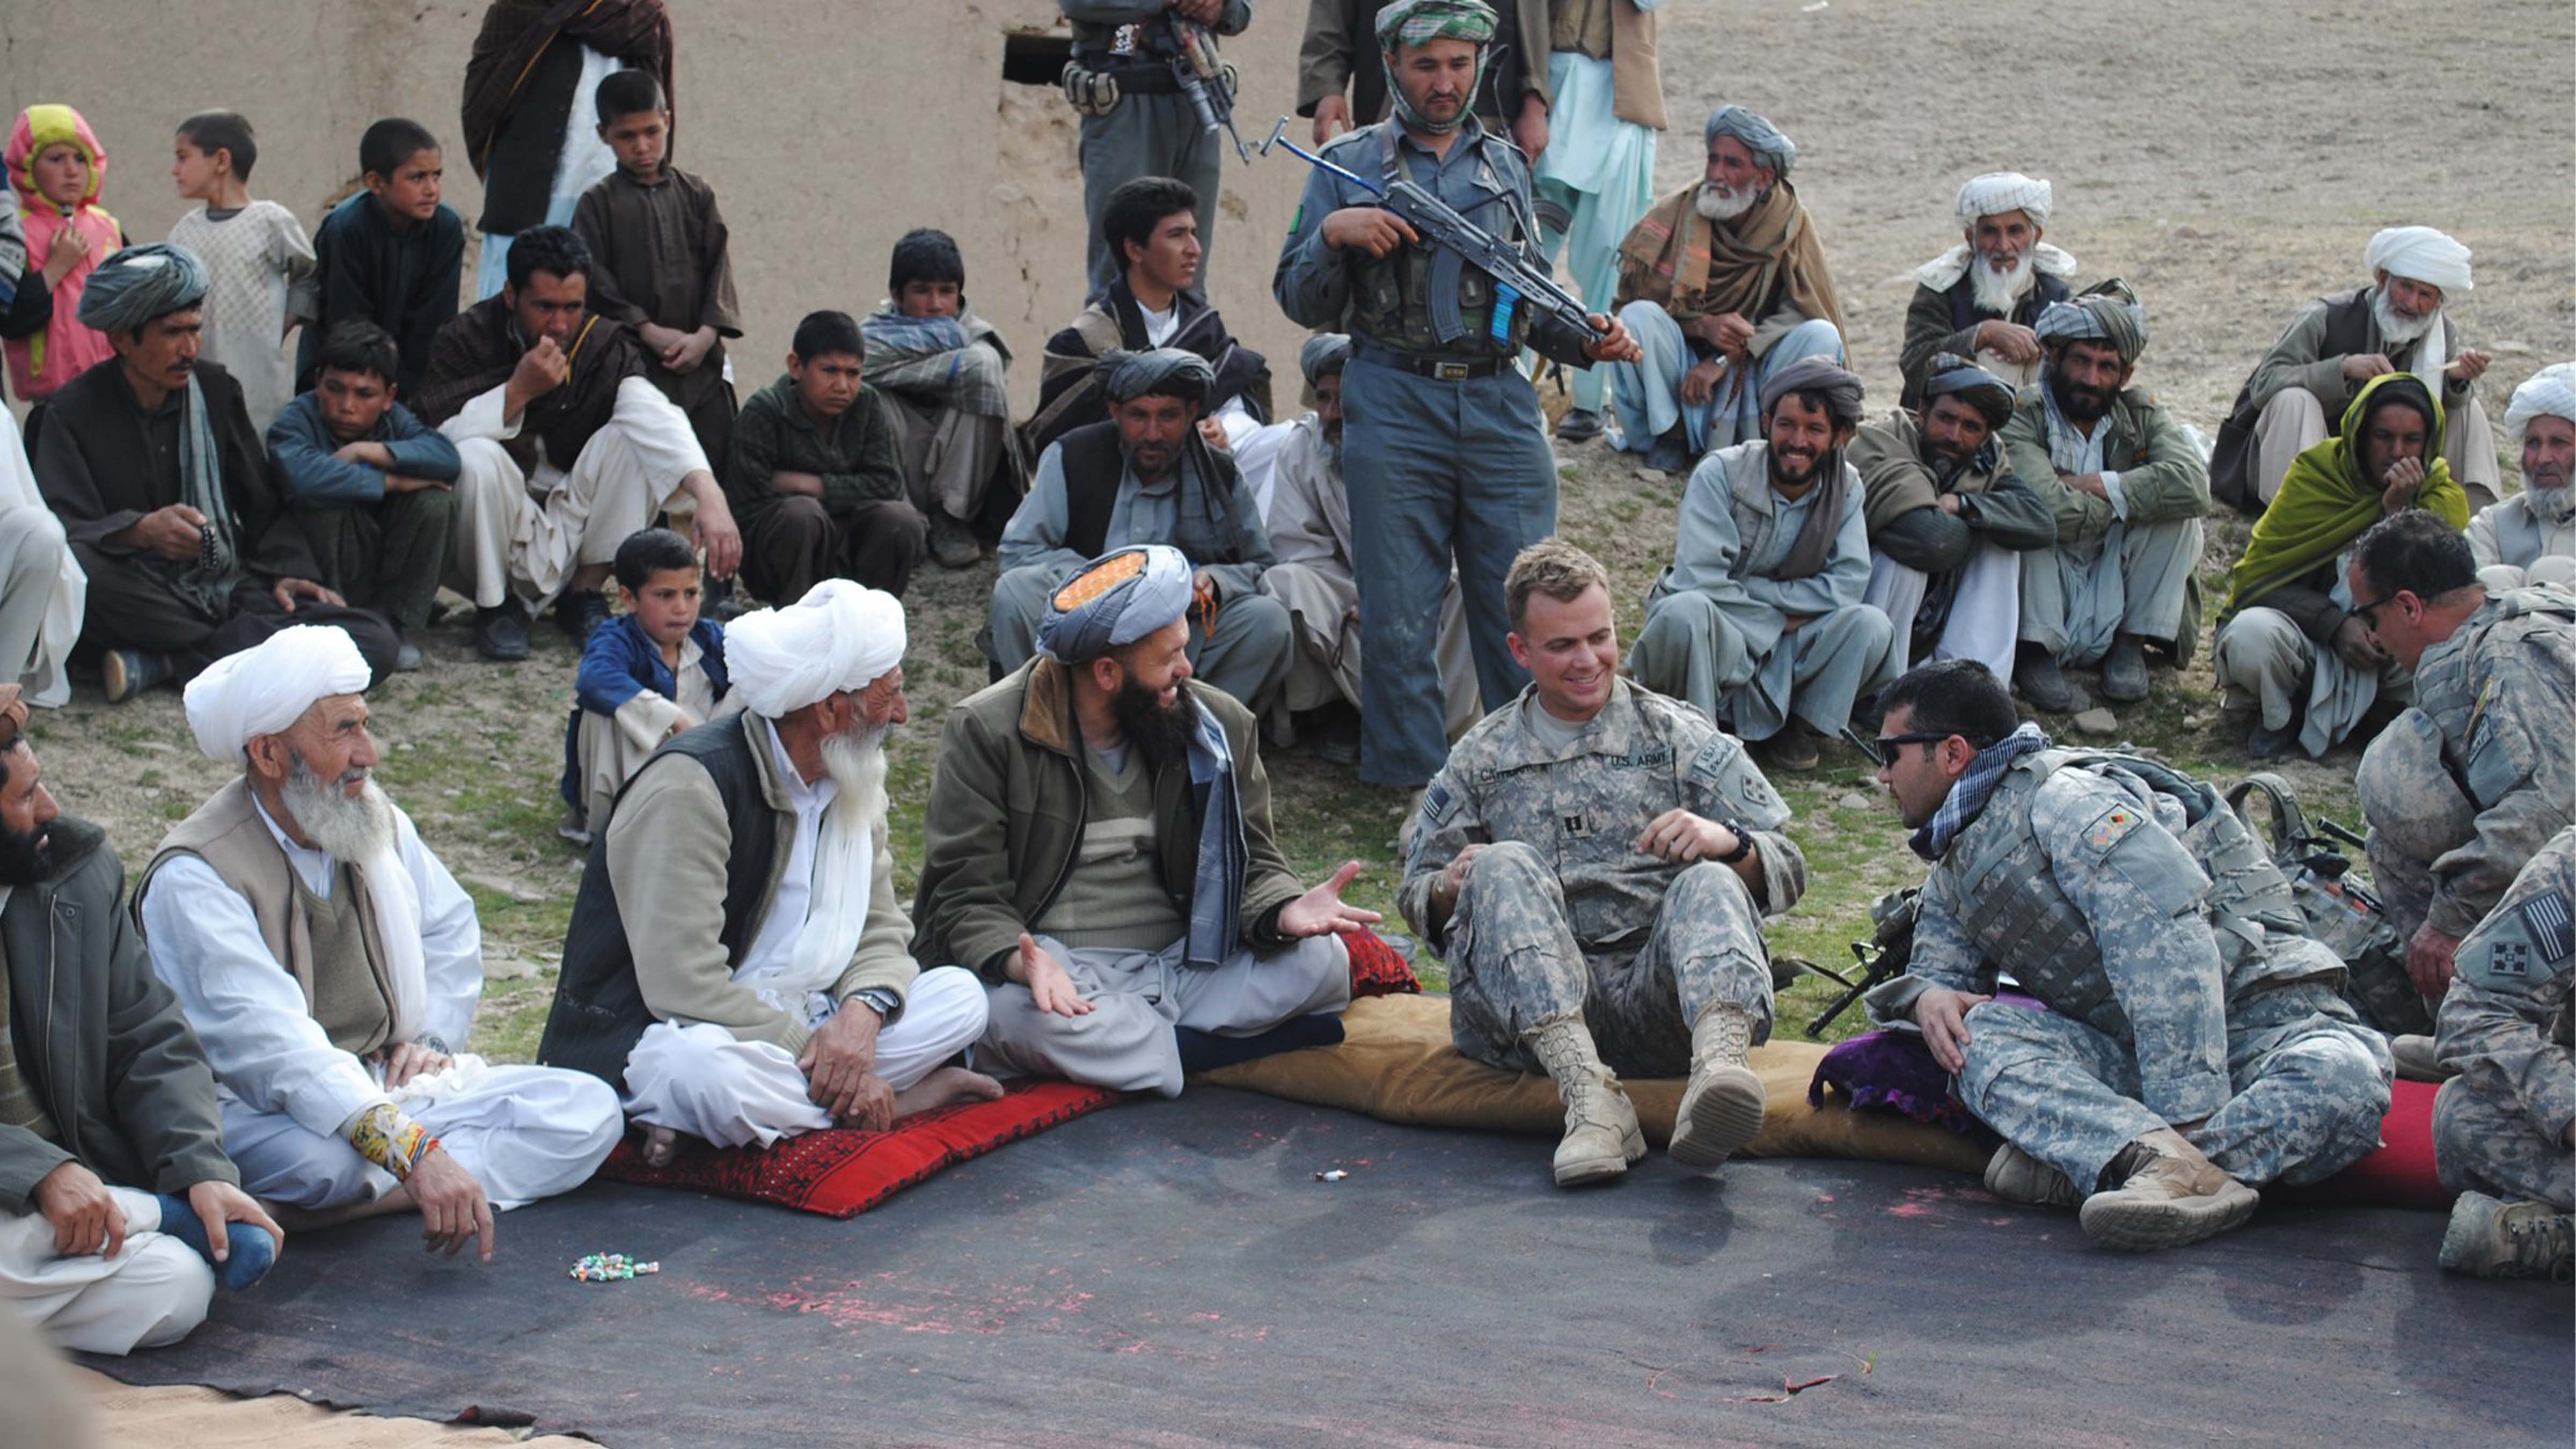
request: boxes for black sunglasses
[1842,727,1980,769]
[2346,594,2396,629]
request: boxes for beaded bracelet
[346,1102,440,1183]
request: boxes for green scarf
[2220,372,2468,623]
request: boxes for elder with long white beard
[1605,105,1847,477]
[1897,172,2081,409]
[136,625,623,1261]
[2212,225,2502,513]
[540,579,997,1165]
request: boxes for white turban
[1955,172,2052,229]
[2363,226,2472,294]
[724,579,908,718]
[182,626,372,762]
[2505,362,2576,447]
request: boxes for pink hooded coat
[6,104,121,400]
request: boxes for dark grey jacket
[0,816,236,1213]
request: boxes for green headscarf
[2220,372,2469,622]
[1375,0,1496,135]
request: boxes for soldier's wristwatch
[1713,821,1755,865]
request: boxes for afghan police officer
[1398,543,1805,1187]
[1275,0,1640,791]
[1062,0,1250,298]
[2431,825,2575,1279]
[1864,660,2391,1252]
[2348,511,2576,1067]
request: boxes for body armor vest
[1346,127,1539,360]
[2412,588,2576,807]
[1944,750,2304,1040]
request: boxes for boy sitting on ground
[559,528,731,843]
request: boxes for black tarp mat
[85,1088,2573,1446]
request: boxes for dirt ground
[25,0,2575,1028]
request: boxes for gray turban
[1101,347,1216,406]
[2034,278,2148,364]
[1758,355,1865,428]
[77,243,210,333]
[1919,352,2017,429]
[1039,545,1196,662]
[1704,106,1795,178]
[1299,333,1353,385]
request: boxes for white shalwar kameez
[141,796,621,1210]
[439,374,711,613]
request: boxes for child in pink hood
[5,104,126,405]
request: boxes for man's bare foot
[894,1066,1006,1118]
[641,1125,679,1168]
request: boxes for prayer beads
[569,1252,661,1283]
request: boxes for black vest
[1056,420,1248,564]
[2209,289,2376,513]
[538,716,780,1092]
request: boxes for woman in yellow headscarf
[2214,371,2470,758]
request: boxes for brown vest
[138,779,401,1057]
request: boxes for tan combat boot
[1983,1141,2082,1209]
[2076,1128,2261,1251]
[1668,1004,1766,1168]
[2387,1034,2457,1083]
[1523,1016,1645,1187]
[2438,1190,2575,1280]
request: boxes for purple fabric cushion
[1806,991,2043,1141]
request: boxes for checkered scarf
[1910,722,2051,861]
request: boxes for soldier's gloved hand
[1912,986,1993,1075]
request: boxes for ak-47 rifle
[1167,17,1252,162]
[1260,117,1608,361]
[1801,888,1920,1039]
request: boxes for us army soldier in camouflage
[2349,513,2576,1049]
[1398,541,1807,1188]
[2432,825,2575,1280]
[1864,660,2392,1252]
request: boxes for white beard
[2372,288,2439,348]
[280,756,397,866]
[2528,482,2576,526]
[1695,183,1757,223]
[821,724,890,836]
[1970,251,2036,316]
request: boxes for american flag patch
[2521,890,2573,963]
[2084,804,2141,853]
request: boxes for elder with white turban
[1900,171,2081,408]
[2468,362,2576,590]
[138,626,621,1242]
[2212,224,2500,514]
[543,577,995,1159]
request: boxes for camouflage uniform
[2359,586,2576,950]
[2432,825,2576,1209]
[1868,751,2393,1195]
[1397,680,1806,1074]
